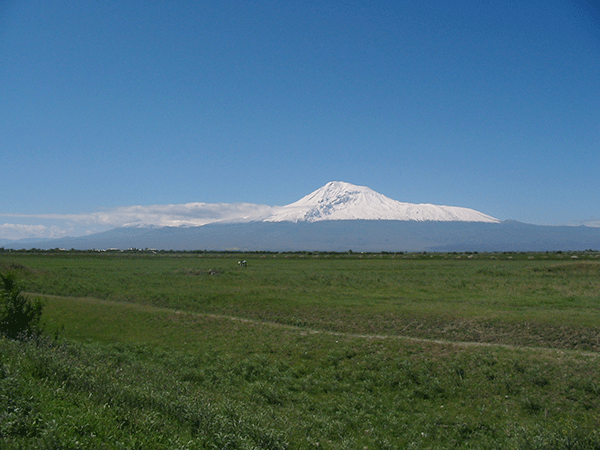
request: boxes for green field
[1,250,600,449]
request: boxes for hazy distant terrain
[5,220,599,252]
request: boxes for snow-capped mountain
[7,181,600,251]
[264,181,499,223]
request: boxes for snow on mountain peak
[264,181,499,223]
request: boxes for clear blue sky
[1,0,599,239]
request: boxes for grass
[1,250,600,448]
[4,250,600,350]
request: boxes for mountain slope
[264,181,498,223]
[14,220,600,252]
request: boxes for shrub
[0,272,44,339]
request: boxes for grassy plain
[1,250,600,448]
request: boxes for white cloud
[55,202,276,227]
[581,219,600,228]
[0,202,277,240]
[566,218,600,228]
[0,223,74,241]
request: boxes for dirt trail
[32,292,600,358]
[203,310,600,357]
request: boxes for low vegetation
[0,271,44,339]
[1,250,599,448]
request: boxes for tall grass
[2,312,599,448]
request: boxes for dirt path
[32,292,600,358]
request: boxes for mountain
[264,181,498,223]
[12,220,600,252]
[3,181,600,252]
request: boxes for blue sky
[1,0,599,240]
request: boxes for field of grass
[1,250,600,448]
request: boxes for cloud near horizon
[3,202,598,242]
[1,202,277,241]
[0,223,75,241]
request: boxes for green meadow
[1,250,600,449]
